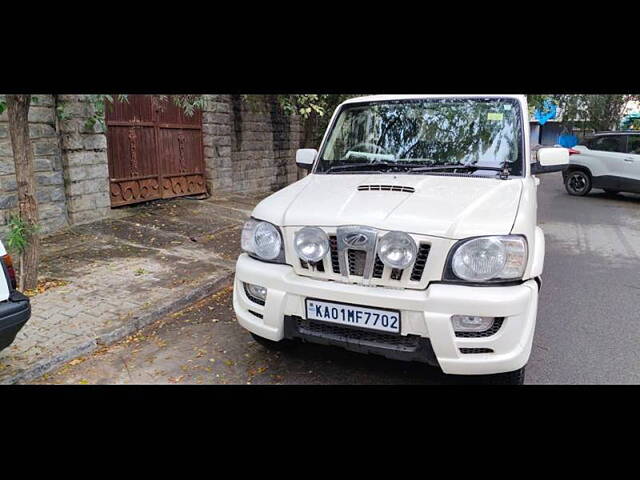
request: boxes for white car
[233,95,568,384]
[0,241,31,353]
[563,132,640,196]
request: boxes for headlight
[376,231,418,270]
[241,219,284,262]
[447,235,527,283]
[294,227,329,263]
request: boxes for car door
[584,135,629,188]
[622,135,640,192]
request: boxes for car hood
[252,174,523,239]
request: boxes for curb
[3,271,235,385]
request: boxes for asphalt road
[34,173,640,385]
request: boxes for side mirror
[296,149,317,171]
[531,147,569,175]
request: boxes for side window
[628,136,640,155]
[590,136,626,153]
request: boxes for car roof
[341,94,527,105]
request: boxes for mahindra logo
[344,232,369,248]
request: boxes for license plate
[305,299,401,334]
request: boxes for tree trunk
[6,95,39,290]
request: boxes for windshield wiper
[323,161,427,174]
[409,164,511,179]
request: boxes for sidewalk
[0,192,267,384]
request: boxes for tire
[564,170,592,196]
[457,366,526,385]
[251,332,296,351]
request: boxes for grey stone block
[81,134,107,150]
[36,171,64,186]
[0,140,12,156]
[0,175,17,192]
[0,193,17,209]
[34,158,52,172]
[0,160,15,176]
[29,124,57,138]
[34,138,60,156]
[28,107,55,124]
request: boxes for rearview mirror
[296,149,317,171]
[531,147,569,174]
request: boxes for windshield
[316,98,524,177]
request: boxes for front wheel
[564,170,592,196]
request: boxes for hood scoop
[357,184,415,193]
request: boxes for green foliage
[85,94,129,131]
[527,94,637,133]
[0,99,5,116]
[56,101,71,121]
[5,214,38,254]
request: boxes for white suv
[564,132,640,196]
[233,95,568,384]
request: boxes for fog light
[451,315,495,332]
[245,283,267,302]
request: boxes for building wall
[203,95,304,195]
[0,95,68,236]
[0,94,308,238]
[56,95,111,225]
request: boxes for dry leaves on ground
[24,278,70,297]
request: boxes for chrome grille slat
[410,243,431,281]
[347,250,367,276]
[329,235,340,273]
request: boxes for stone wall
[203,95,304,195]
[0,94,309,238]
[0,95,68,236]
[56,95,111,225]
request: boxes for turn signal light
[1,254,17,289]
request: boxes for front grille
[372,255,385,278]
[358,185,415,193]
[347,249,367,276]
[300,259,324,272]
[296,318,420,352]
[410,243,431,281]
[329,235,340,273]
[460,348,494,354]
[293,227,433,289]
[284,316,439,365]
[455,318,504,338]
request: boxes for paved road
[34,173,640,384]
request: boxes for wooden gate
[106,95,207,207]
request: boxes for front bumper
[0,291,31,352]
[233,254,538,375]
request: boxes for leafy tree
[0,95,40,290]
[527,94,637,135]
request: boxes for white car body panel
[254,173,524,239]
[235,94,549,377]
